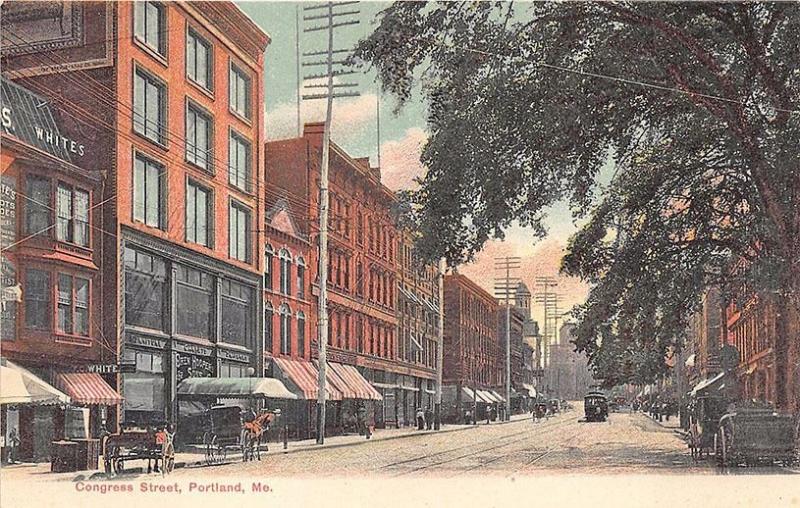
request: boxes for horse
[242,410,279,462]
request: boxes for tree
[354,2,800,388]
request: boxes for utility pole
[534,277,558,395]
[494,256,520,421]
[434,257,445,430]
[302,1,360,445]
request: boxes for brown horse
[242,410,279,461]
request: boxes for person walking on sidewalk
[416,408,425,430]
[6,428,20,464]
[425,407,433,430]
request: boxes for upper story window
[186,27,212,91]
[134,1,166,57]
[221,279,254,348]
[264,244,274,291]
[24,269,50,330]
[175,264,213,340]
[296,256,306,299]
[279,303,291,355]
[228,130,251,192]
[133,152,166,230]
[57,273,89,337]
[25,175,51,236]
[133,67,167,145]
[56,184,90,247]
[186,180,212,248]
[186,102,213,171]
[297,311,306,357]
[228,200,251,263]
[124,246,167,331]
[264,302,274,352]
[229,63,251,120]
[278,249,292,296]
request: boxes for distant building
[547,323,595,400]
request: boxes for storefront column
[167,265,178,424]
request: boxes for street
[169,403,710,478]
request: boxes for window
[186,180,212,247]
[279,304,291,355]
[264,303,274,353]
[263,245,275,291]
[186,27,212,90]
[279,249,291,296]
[134,1,166,56]
[175,264,213,339]
[133,153,165,229]
[57,274,89,336]
[124,247,167,331]
[228,200,251,263]
[229,63,251,119]
[297,311,305,357]
[357,213,363,245]
[296,257,305,299]
[122,349,165,424]
[25,176,51,236]
[56,184,90,247]
[228,130,251,192]
[24,269,50,330]
[186,103,212,170]
[133,68,166,145]
[221,279,253,348]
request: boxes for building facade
[441,273,502,423]
[547,323,595,400]
[1,1,272,431]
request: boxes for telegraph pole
[434,257,445,430]
[534,277,558,394]
[302,1,360,445]
[494,256,520,422]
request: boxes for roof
[55,372,122,405]
[516,281,531,296]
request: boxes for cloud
[265,93,379,146]
[379,127,428,191]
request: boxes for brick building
[1,1,277,432]
[497,304,528,413]
[441,273,502,423]
[1,76,118,461]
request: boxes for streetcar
[584,391,608,422]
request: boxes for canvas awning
[271,357,342,400]
[480,390,499,403]
[55,372,123,405]
[176,377,297,399]
[684,354,696,368]
[522,384,537,398]
[0,360,70,405]
[489,390,506,403]
[329,362,382,400]
[690,372,725,396]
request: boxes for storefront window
[221,279,253,348]
[122,349,166,424]
[175,264,213,339]
[219,362,247,378]
[124,246,167,331]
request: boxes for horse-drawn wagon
[714,406,797,468]
[103,424,175,475]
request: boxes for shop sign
[1,255,16,341]
[127,333,167,350]
[218,349,249,363]
[1,77,86,162]
[173,341,213,356]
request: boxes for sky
[236,1,591,336]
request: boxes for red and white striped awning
[272,357,342,401]
[54,372,123,405]
[329,362,382,401]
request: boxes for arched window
[264,302,274,353]
[279,303,291,355]
[278,249,292,296]
[264,244,275,291]
[296,256,306,299]
[296,311,306,357]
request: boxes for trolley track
[385,415,577,476]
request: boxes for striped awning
[272,357,342,401]
[488,390,506,403]
[329,363,382,401]
[55,372,122,405]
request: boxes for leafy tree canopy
[354,2,800,385]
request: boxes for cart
[103,425,174,476]
[714,406,797,468]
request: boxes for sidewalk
[1,413,534,482]
[641,411,688,440]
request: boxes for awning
[489,390,506,403]
[684,353,696,368]
[329,363,382,400]
[522,384,537,398]
[690,372,725,396]
[272,357,342,400]
[461,387,491,403]
[0,360,70,405]
[177,377,297,399]
[54,372,122,405]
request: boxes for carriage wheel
[204,433,218,465]
[161,443,175,476]
[219,443,227,462]
[720,428,730,468]
[113,459,126,475]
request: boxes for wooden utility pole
[302,1,360,445]
[434,257,445,430]
[494,256,520,421]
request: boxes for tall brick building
[2,1,275,434]
[441,273,503,423]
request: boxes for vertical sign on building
[1,172,17,340]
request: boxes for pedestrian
[7,428,20,464]
[425,407,433,430]
[416,408,425,430]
